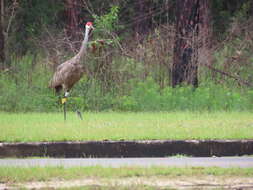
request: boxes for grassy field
[0,112,252,142]
[1,166,253,183]
[1,166,253,189]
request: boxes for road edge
[0,140,253,158]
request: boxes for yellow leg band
[61,97,67,104]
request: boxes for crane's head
[85,22,94,37]
[85,22,94,31]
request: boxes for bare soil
[2,176,253,189]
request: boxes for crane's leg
[61,91,69,121]
[63,101,66,121]
[76,110,83,120]
[72,96,83,120]
[61,91,83,121]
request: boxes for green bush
[0,55,252,112]
[116,78,252,112]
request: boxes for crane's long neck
[73,27,90,62]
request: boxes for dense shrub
[0,59,252,112]
[117,78,252,112]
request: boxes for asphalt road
[0,157,253,168]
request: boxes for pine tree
[172,0,211,87]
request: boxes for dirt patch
[2,176,253,190]
[0,184,8,190]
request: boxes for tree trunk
[65,0,80,39]
[134,0,151,41]
[0,0,5,68]
[172,0,203,87]
[198,0,213,77]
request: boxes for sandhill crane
[49,22,94,98]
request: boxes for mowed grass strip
[0,112,252,142]
[0,166,253,183]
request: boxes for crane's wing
[49,61,71,88]
[49,60,84,90]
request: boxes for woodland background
[0,0,252,112]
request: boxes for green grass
[0,166,253,183]
[0,112,252,142]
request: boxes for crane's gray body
[49,58,84,93]
[49,23,93,94]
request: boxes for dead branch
[204,63,252,87]
[4,0,18,39]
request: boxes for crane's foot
[76,110,83,120]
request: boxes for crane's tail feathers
[55,85,62,95]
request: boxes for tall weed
[0,55,252,112]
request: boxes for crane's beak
[88,26,94,36]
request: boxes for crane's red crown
[86,22,93,27]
